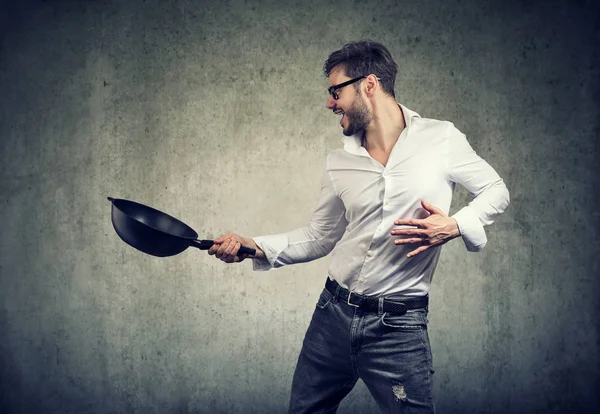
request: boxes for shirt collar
[341,103,421,155]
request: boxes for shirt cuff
[452,207,487,252]
[251,234,289,271]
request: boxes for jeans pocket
[380,310,427,330]
[315,288,333,310]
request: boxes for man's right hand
[207,232,265,264]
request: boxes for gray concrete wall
[1,0,598,413]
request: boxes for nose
[325,94,336,110]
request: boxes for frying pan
[107,197,256,257]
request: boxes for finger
[391,229,427,236]
[407,245,429,258]
[229,242,247,263]
[215,240,227,257]
[222,240,237,261]
[394,237,424,245]
[421,200,445,216]
[223,239,241,263]
[230,242,241,259]
[207,240,223,255]
[216,239,232,258]
[394,218,424,227]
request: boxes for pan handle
[191,240,256,257]
[192,240,215,250]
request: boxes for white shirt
[252,104,510,297]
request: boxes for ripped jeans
[289,285,435,414]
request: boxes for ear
[364,74,379,97]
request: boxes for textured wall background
[1,0,598,413]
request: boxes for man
[208,41,509,413]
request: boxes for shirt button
[367,250,374,257]
[384,200,390,206]
[359,279,365,284]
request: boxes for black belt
[325,278,428,315]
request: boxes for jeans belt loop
[333,284,341,303]
[378,297,384,315]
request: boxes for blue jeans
[289,284,435,414]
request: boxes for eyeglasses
[328,76,366,100]
[327,75,381,100]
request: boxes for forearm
[252,216,347,270]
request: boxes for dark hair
[323,40,398,98]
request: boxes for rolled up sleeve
[447,124,510,252]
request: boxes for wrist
[450,218,461,238]
[252,246,266,260]
[245,237,266,259]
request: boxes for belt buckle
[347,290,360,308]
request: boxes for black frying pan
[107,197,256,257]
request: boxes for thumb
[214,232,234,243]
[421,199,445,216]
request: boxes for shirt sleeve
[251,157,348,271]
[446,123,510,252]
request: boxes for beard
[342,93,371,136]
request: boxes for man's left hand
[391,200,461,258]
